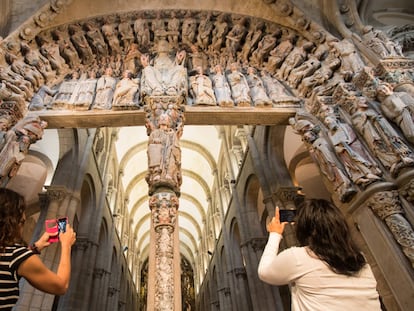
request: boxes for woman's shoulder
[1,244,31,259]
[283,246,322,262]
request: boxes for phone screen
[57,217,67,233]
[279,210,296,223]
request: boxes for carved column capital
[365,190,402,219]
[149,192,179,230]
[44,185,69,203]
[365,190,414,267]
[275,186,303,204]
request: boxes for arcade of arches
[1,0,414,310]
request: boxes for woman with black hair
[258,198,381,310]
[0,188,76,310]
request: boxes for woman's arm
[257,232,300,285]
[17,224,76,295]
[258,207,299,285]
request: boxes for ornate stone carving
[376,82,414,145]
[290,114,356,202]
[323,113,383,187]
[276,186,302,204]
[112,69,139,110]
[227,62,251,107]
[149,192,179,229]
[189,66,216,106]
[399,179,414,203]
[0,114,47,185]
[146,113,182,195]
[366,191,414,267]
[153,220,176,310]
[44,185,68,203]
[348,96,414,177]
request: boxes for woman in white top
[258,199,381,311]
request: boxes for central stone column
[145,95,185,310]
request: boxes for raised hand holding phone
[266,207,287,235]
[57,217,68,233]
[45,219,59,243]
[45,217,68,243]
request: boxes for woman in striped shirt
[0,188,76,310]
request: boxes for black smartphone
[57,217,68,233]
[279,209,296,223]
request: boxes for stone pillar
[145,96,185,310]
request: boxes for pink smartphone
[45,219,59,243]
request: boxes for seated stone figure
[140,39,188,101]
[112,70,139,110]
[189,66,217,106]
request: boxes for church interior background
[1,0,414,310]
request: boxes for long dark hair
[0,188,26,252]
[295,198,366,276]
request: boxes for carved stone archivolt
[1,9,308,118]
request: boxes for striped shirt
[0,245,34,310]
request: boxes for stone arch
[244,174,266,237]
[77,174,97,235]
[89,217,111,309]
